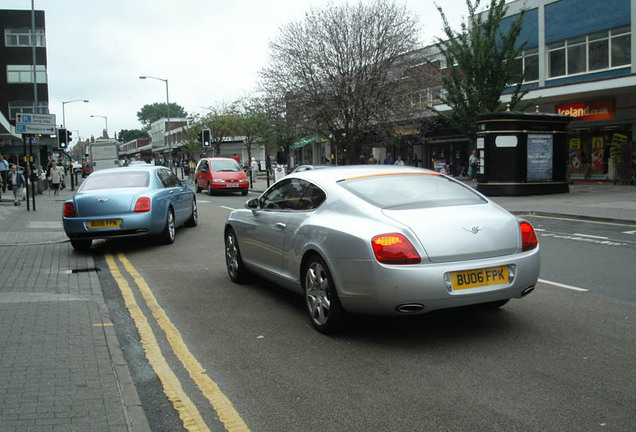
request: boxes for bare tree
[259,0,427,164]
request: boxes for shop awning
[293,135,319,149]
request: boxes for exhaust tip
[396,303,425,314]
[522,286,535,297]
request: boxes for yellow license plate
[88,219,120,229]
[451,266,509,290]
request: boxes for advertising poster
[527,134,553,181]
[591,137,604,170]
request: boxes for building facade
[0,9,50,163]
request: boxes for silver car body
[226,165,539,316]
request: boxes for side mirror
[245,198,259,210]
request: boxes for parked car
[224,165,540,333]
[62,165,197,250]
[194,157,249,196]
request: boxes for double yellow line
[105,253,250,432]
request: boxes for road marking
[573,233,608,239]
[518,214,636,228]
[105,254,210,432]
[116,253,250,432]
[623,230,636,235]
[220,206,235,211]
[538,278,588,292]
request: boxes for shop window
[611,32,631,67]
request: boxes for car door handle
[275,222,286,229]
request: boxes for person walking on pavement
[469,150,479,181]
[0,155,9,193]
[250,157,259,185]
[10,165,25,206]
[394,155,405,166]
[49,161,64,196]
[383,152,394,165]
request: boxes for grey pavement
[0,176,634,431]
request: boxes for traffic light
[58,128,68,149]
[197,130,203,145]
[67,130,73,143]
[202,129,211,147]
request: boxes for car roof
[88,165,167,175]
[287,164,440,185]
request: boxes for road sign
[15,113,56,126]
[16,123,57,134]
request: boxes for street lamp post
[139,75,172,171]
[62,99,89,128]
[62,99,88,191]
[90,114,108,138]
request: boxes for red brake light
[372,233,421,265]
[63,202,76,217]
[520,221,538,252]
[134,197,151,213]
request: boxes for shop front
[555,98,634,183]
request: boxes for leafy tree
[234,98,269,165]
[117,128,148,143]
[259,0,426,164]
[435,0,528,143]
[137,102,188,128]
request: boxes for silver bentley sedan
[224,165,539,333]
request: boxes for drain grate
[64,267,101,274]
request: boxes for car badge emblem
[97,198,108,203]
[464,225,483,234]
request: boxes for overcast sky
[4,0,473,142]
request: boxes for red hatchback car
[194,157,249,196]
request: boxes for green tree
[117,129,148,143]
[259,0,424,164]
[234,97,270,165]
[435,0,528,143]
[137,102,188,128]
[199,103,240,157]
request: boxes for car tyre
[207,182,214,196]
[303,255,345,334]
[159,208,176,244]
[70,239,92,251]
[195,182,202,193]
[225,227,248,283]
[241,190,248,196]
[184,199,198,227]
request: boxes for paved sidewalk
[0,186,150,432]
[0,177,633,431]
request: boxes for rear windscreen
[81,171,150,191]
[339,173,486,209]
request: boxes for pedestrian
[10,165,25,206]
[233,153,241,165]
[394,155,405,166]
[250,157,259,184]
[383,152,394,165]
[469,150,479,181]
[49,161,64,196]
[0,154,9,193]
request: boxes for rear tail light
[134,197,151,213]
[520,221,538,252]
[372,233,421,265]
[63,202,77,217]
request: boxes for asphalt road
[94,192,636,432]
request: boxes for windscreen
[81,171,150,191]
[339,173,486,209]
[211,160,241,172]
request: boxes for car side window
[157,169,180,188]
[260,178,309,211]
[299,183,326,210]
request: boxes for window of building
[513,47,539,83]
[8,101,49,120]
[7,65,47,84]
[4,28,46,47]
[548,27,631,78]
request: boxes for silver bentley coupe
[224,165,539,333]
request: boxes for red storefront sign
[555,99,614,121]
